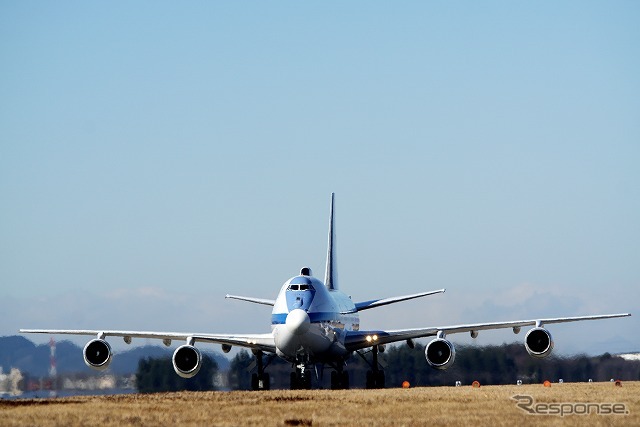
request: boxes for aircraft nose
[285,309,310,335]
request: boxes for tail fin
[324,193,338,291]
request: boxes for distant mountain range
[0,336,230,377]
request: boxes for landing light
[365,335,379,343]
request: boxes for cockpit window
[288,284,314,291]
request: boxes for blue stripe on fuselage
[272,312,342,325]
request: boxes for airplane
[21,193,631,390]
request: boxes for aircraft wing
[225,295,276,306]
[353,289,445,312]
[20,329,276,353]
[344,312,631,351]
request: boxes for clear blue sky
[1,1,638,355]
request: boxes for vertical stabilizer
[324,193,338,291]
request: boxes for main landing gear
[250,350,272,391]
[330,368,349,390]
[358,345,386,389]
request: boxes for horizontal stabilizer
[354,289,445,311]
[225,295,276,306]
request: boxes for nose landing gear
[290,361,312,390]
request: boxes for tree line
[136,355,218,393]
[135,343,640,392]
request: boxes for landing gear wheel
[331,370,350,389]
[341,371,349,389]
[252,373,271,390]
[304,374,311,389]
[261,373,271,390]
[365,369,385,389]
[290,368,311,390]
[376,371,385,388]
[366,370,374,389]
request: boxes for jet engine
[524,327,554,358]
[425,338,456,370]
[83,339,113,371]
[172,345,202,378]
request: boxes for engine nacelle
[425,338,456,370]
[524,327,554,358]
[172,345,202,378]
[83,339,113,371]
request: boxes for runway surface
[1,382,638,426]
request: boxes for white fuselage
[271,275,359,363]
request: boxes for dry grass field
[1,382,638,426]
